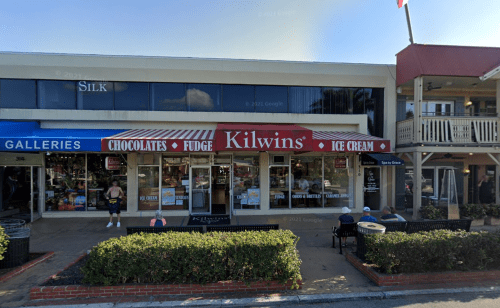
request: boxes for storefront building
[395,44,500,219]
[0,52,398,219]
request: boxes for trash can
[356,222,385,261]
[0,219,30,269]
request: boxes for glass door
[190,166,211,214]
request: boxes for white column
[413,151,422,220]
[127,153,138,214]
[260,152,269,211]
[414,77,423,144]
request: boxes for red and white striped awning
[102,129,215,152]
[312,131,390,152]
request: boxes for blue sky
[1,0,499,64]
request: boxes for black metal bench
[405,219,471,234]
[126,226,203,235]
[332,223,358,254]
[206,224,279,232]
[378,221,407,232]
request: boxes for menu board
[138,187,159,210]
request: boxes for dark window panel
[255,85,287,113]
[76,81,114,110]
[150,83,187,111]
[0,79,36,109]
[289,86,322,114]
[222,85,254,112]
[37,80,77,109]
[114,82,149,110]
[352,88,365,114]
[187,84,222,112]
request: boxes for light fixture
[46,152,51,156]
[469,153,473,156]
[464,95,472,107]
[463,168,470,175]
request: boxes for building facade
[395,44,500,219]
[0,52,398,221]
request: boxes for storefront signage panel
[0,138,101,152]
[215,124,313,152]
[105,156,121,170]
[101,139,213,152]
[313,140,390,153]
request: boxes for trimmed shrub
[486,204,500,218]
[81,230,302,287]
[365,229,500,274]
[460,204,487,219]
[420,205,445,220]
[0,226,8,261]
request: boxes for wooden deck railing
[397,117,499,145]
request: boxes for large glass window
[0,79,36,108]
[150,83,187,111]
[233,156,260,209]
[138,166,160,210]
[86,154,127,211]
[45,154,86,211]
[324,156,354,208]
[222,85,254,112]
[187,84,222,112]
[290,156,323,208]
[289,87,322,114]
[269,166,290,208]
[114,82,149,110]
[255,86,287,113]
[37,80,76,109]
[77,81,114,110]
[44,154,128,212]
[161,156,189,210]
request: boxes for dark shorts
[108,198,121,214]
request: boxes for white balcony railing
[396,117,499,145]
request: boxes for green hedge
[81,230,302,287]
[365,230,500,274]
[0,226,8,261]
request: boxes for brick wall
[30,280,301,300]
[346,251,500,286]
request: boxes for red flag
[397,0,408,8]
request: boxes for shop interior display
[45,154,127,211]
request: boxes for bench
[332,223,358,255]
[206,224,279,232]
[378,221,407,232]
[126,226,203,235]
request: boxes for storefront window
[77,81,114,110]
[45,154,86,211]
[0,79,36,109]
[290,156,323,208]
[138,166,160,210]
[233,156,260,209]
[161,156,189,210]
[269,166,290,208]
[114,82,149,110]
[324,157,354,208]
[150,83,187,111]
[37,80,77,109]
[44,154,128,212]
[86,154,127,211]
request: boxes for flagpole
[404,3,414,44]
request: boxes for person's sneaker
[106,222,113,228]
[117,222,121,227]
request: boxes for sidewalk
[1,212,499,307]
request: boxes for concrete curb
[20,286,500,308]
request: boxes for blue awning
[361,153,404,166]
[0,121,125,152]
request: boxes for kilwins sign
[214,124,313,152]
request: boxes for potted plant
[459,204,487,226]
[485,204,500,226]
